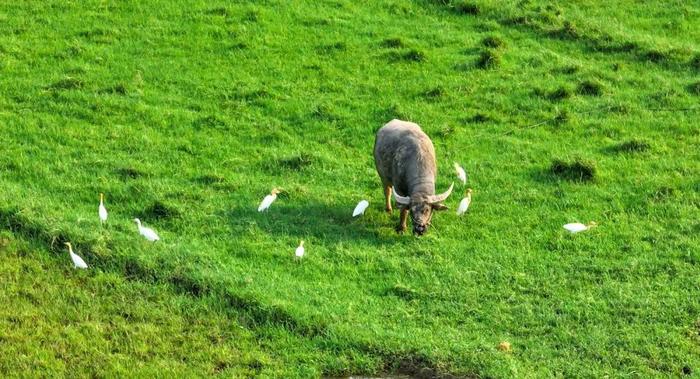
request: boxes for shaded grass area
[549,158,597,182]
[0,201,458,378]
[0,233,278,377]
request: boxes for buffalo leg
[384,185,393,213]
[396,207,408,233]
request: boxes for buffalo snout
[413,224,427,236]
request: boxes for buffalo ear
[432,203,448,211]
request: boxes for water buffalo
[374,119,453,235]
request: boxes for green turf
[1,0,699,377]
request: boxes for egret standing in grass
[295,240,305,259]
[98,193,108,224]
[134,218,160,241]
[563,221,597,233]
[352,200,369,217]
[456,188,473,216]
[258,188,280,212]
[454,162,467,185]
[64,242,88,269]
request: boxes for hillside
[1,0,699,377]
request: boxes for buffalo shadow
[224,200,402,248]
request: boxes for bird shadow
[224,201,402,248]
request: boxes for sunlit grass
[0,0,698,377]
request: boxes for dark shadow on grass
[602,139,651,155]
[531,158,597,183]
[0,206,463,378]
[0,207,72,254]
[427,0,691,72]
[225,201,398,248]
[0,206,326,337]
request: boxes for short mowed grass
[1,0,699,377]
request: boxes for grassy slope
[0,233,279,377]
[1,0,699,377]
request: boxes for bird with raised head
[258,188,281,212]
[65,242,88,269]
[98,193,108,224]
[457,189,473,216]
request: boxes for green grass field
[1,0,699,377]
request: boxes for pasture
[1,0,699,377]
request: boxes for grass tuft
[47,77,83,90]
[468,113,493,123]
[116,167,146,180]
[436,124,455,137]
[380,103,410,121]
[381,37,406,48]
[422,86,446,99]
[607,139,651,154]
[194,115,228,130]
[205,7,230,17]
[503,15,532,26]
[273,153,316,171]
[482,35,506,49]
[99,83,128,95]
[388,48,426,62]
[643,49,670,63]
[385,284,419,300]
[691,54,700,70]
[553,20,580,39]
[244,11,260,23]
[317,42,347,54]
[143,201,181,220]
[193,174,226,185]
[453,1,480,15]
[556,65,579,74]
[651,186,675,201]
[687,81,700,96]
[576,80,604,96]
[76,28,112,39]
[311,104,339,122]
[476,49,501,69]
[548,86,572,101]
[550,158,596,182]
[554,109,570,124]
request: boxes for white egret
[456,189,473,216]
[563,221,597,234]
[64,242,88,269]
[134,218,160,241]
[352,200,369,217]
[258,188,280,212]
[98,193,108,224]
[454,162,467,185]
[295,240,305,259]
